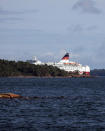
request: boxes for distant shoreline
[6,75,94,78]
[1,59,103,78]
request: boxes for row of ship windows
[57,66,82,70]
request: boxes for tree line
[0,59,69,77]
[91,69,105,76]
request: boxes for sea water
[0,77,105,130]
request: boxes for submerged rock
[0,93,22,98]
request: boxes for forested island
[91,69,105,76]
[0,59,69,77]
[0,59,105,77]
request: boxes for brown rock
[0,93,22,98]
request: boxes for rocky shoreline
[7,75,93,78]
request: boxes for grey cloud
[68,24,98,32]
[0,8,38,15]
[68,24,84,32]
[0,9,23,15]
[0,17,23,21]
[0,28,42,32]
[72,0,101,14]
[83,39,105,68]
[72,25,83,32]
[0,8,38,22]
[73,45,85,53]
[87,25,97,31]
[0,17,23,23]
[96,42,105,57]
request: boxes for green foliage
[0,59,69,77]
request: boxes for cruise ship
[28,53,90,75]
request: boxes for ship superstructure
[29,53,90,75]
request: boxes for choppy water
[0,77,105,130]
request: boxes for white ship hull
[30,53,90,75]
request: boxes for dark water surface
[0,77,105,130]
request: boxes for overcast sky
[0,0,105,69]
